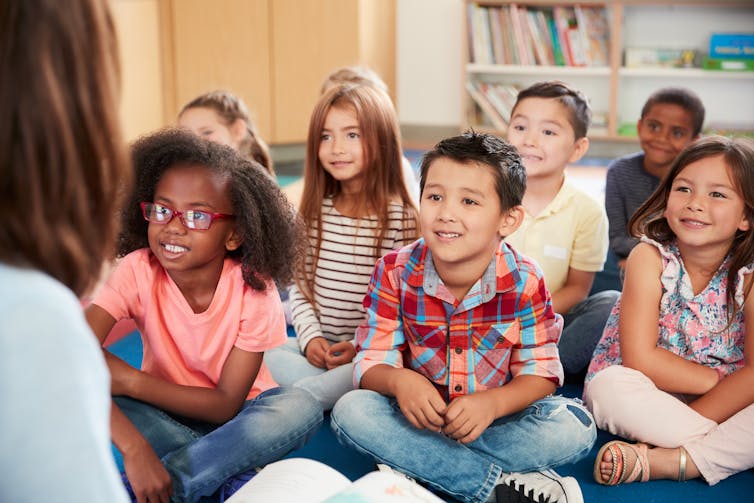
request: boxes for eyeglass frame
[140,202,235,231]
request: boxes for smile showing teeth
[437,232,460,238]
[163,243,188,253]
[681,219,706,228]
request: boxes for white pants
[584,365,754,485]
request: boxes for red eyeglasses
[140,202,234,230]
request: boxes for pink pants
[584,365,754,485]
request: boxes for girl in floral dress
[584,136,754,487]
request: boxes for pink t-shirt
[94,249,286,400]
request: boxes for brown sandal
[593,440,650,485]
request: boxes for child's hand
[324,341,356,369]
[304,337,329,369]
[123,443,173,503]
[443,393,497,444]
[393,370,446,432]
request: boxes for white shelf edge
[467,64,611,77]
[619,67,754,79]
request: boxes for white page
[225,458,351,503]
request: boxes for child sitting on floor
[331,131,596,503]
[505,81,620,382]
[86,129,322,502]
[586,136,754,486]
[605,87,705,272]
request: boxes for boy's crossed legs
[331,389,595,503]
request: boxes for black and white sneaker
[494,469,583,503]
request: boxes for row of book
[467,3,609,67]
[465,80,520,132]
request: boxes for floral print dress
[585,237,752,387]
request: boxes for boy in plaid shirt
[331,132,595,503]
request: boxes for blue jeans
[331,389,596,503]
[115,386,322,503]
[264,338,355,410]
[559,289,620,376]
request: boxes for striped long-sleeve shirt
[289,197,417,351]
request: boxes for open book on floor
[225,457,445,503]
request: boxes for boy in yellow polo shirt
[506,81,620,382]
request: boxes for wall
[112,0,164,141]
[396,0,464,128]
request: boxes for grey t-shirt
[604,152,661,259]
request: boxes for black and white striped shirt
[289,197,417,351]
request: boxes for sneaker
[494,469,583,503]
[218,468,259,501]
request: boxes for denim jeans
[115,386,323,503]
[264,338,355,410]
[559,289,620,376]
[331,389,596,503]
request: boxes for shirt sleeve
[508,262,564,385]
[236,282,287,352]
[92,252,142,322]
[605,163,640,259]
[353,256,407,386]
[570,195,609,272]
[289,282,323,352]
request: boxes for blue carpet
[107,331,754,501]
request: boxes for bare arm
[118,346,262,424]
[551,268,594,314]
[87,303,261,424]
[690,276,754,422]
[620,244,718,395]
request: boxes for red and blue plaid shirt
[354,238,564,401]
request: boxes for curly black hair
[119,128,304,291]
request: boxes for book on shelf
[225,458,444,503]
[576,5,609,66]
[509,4,534,65]
[709,33,754,60]
[624,48,698,69]
[466,80,508,132]
[466,3,608,68]
[702,56,754,71]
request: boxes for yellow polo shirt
[506,180,608,293]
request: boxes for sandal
[593,440,650,485]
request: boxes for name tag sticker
[544,245,567,260]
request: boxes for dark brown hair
[179,90,273,175]
[121,128,303,291]
[419,130,526,212]
[0,0,130,296]
[641,87,706,137]
[511,80,592,139]
[630,135,754,320]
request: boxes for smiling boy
[605,87,705,267]
[330,132,595,503]
[505,81,620,382]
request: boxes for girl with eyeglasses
[85,128,322,502]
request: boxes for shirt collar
[530,178,577,219]
[405,240,521,303]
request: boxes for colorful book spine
[709,33,754,59]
